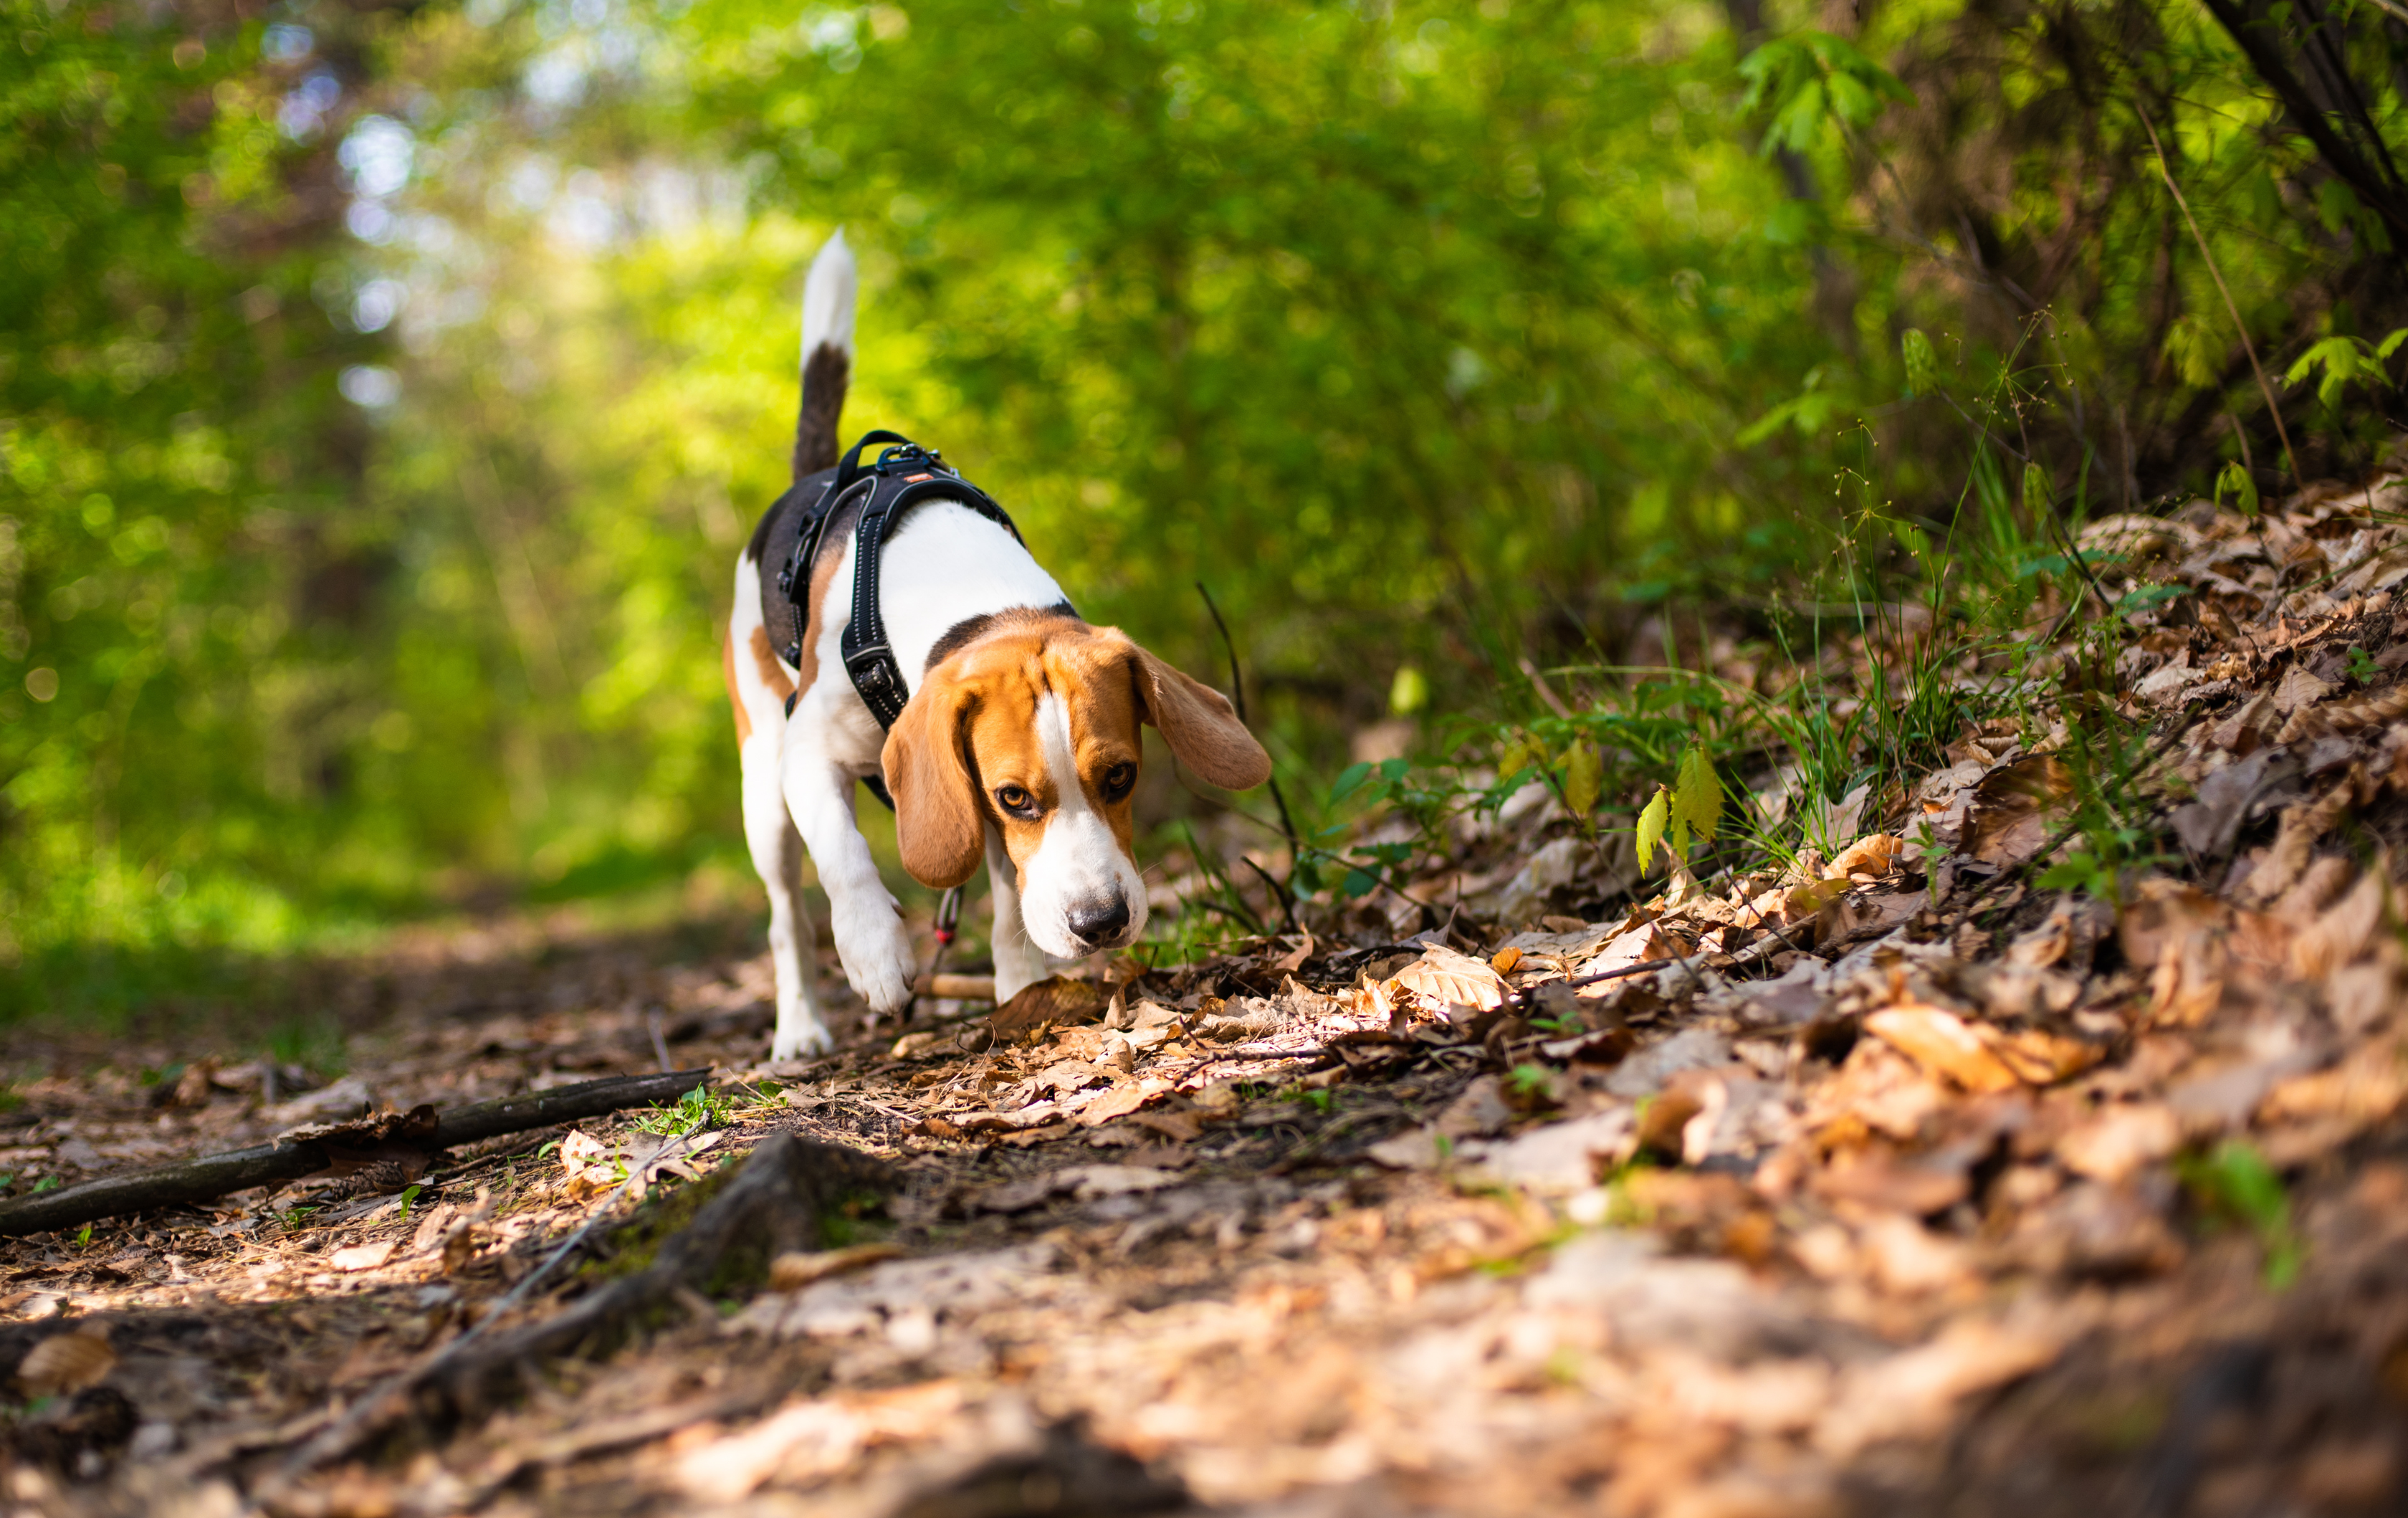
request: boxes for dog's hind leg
[742,722,827,1059]
[985,822,1051,1006]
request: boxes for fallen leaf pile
[7,478,2408,1514]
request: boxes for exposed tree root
[269,1131,892,1487]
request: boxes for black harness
[765,431,1026,810]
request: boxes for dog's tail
[793,229,856,480]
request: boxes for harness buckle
[844,643,899,690]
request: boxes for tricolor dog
[725,231,1273,1058]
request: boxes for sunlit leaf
[1560,739,1602,816]
[1635,786,1669,873]
[1671,745,1721,850]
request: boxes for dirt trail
[9,484,2408,1515]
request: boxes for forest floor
[9,480,2408,1516]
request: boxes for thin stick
[2136,102,2301,485]
[0,1069,712,1238]
[1195,582,1302,858]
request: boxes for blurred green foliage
[9,0,2408,1017]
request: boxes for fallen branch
[271,1130,891,1480]
[0,1069,714,1238]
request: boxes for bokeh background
[7,0,2407,1017]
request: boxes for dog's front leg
[985,822,1051,1006]
[783,740,917,1030]
[742,727,825,1059]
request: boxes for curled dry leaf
[330,1239,397,1273]
[1863,1006,2021,1095]
[1391,945,1510,1011]
[17,1328,115,1396]
[1825,834,1906,880]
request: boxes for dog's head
[882,616,1271,958]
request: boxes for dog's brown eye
[1100,763,1137,801]
[994,784,1036,815]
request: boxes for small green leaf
[1329,761,1374,804]
[1897,328,1936,397]
[2215,459,2259,517]
[1671,745,1722,848]
[1560,739,1602,816]
[1635,786,1669,872]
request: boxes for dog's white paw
[833,901,917,1017]
[770,1013,833,1061]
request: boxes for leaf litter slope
[8,485,2408,1513]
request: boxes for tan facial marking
[884,616,1267,955]
[944,638,1142,879]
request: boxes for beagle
[725,232,1273,1058]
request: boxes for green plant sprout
[633,1084,732,1137]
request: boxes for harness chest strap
[771,430,1028,803]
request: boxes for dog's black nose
[1067,895,1131,946]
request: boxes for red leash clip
[932,885,962,948]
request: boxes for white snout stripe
[1018,692,1149,958]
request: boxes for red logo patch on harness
[904,472,933,482]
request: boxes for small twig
[1238,855,1300,936]
[647,1010,673,1074]
[1195,581,1301,856]
[1517,656,1575,719]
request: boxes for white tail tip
[801,228,856,364]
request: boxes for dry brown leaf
[2258,1041,2408,1131]
[1982,1028,2105,1085]
[2118,878,2228,968]
[2278,681,2408,744]
[1816,1320,2063,1458]
[1777,879,1850,918]
[1964,755,2075,867]
[330,1240,397,1273]
[2270,664,2338,717]
[1076,1078,1171,1127]
[1128,1108,1204,1142]
[1392,945,1511,1011]
[17,1328,115,1396]
[1825,834,1906,879]
[2290,869,2389,978]
[1812,1150,1969,1215]
[1268,932,1316,975]
[2144,928,2226,1028]
[768,1243,905,1291]
[990,975,1109,1039]
[2240,780,2356,903]
[2056,1103,2180,1183]
[1864,1006,2022,1094]
[1807,1041,1948,1144]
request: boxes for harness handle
[832,429,919,495]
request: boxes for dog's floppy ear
[1125,640,1273,791]
[882,667,987,888]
